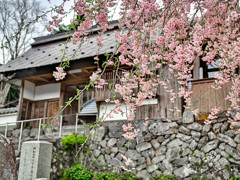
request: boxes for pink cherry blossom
[53,67,66,81]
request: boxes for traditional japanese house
[0,21,119,127]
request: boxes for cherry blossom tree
[47,0,240,169]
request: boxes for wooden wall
[190,79,232,113]
[96,69,182,120]
[135,79,182,120]
[63,88,78,126]
[20,98,59,127]
[135,104,160,120]
[156,67,182,120]
[95,71,122,102]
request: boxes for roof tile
[0,29,116,73]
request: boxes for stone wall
[79,111,240,180]
[3,111,240,180]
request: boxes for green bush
[61,133,87,149]
[191,177,212,180]
[60,165,178,180]
[151,175,179,180]
[123,173,141,180]
[93,172,141,180]
[61,164,93,180]
[93,171,122,180]
[61,165,226,180]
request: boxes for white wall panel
[99,99,158,121]
[0,113,17,126]
[99,102,130,121]
[23,80,35,100]
[34,83,61,101]
[141,99,158,105]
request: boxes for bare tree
[0,0,46,64]
[0,73,17,108]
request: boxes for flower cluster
[89,69,107,88]
[122,123,134,132]
[53,67,66,81]
[47,16,62,32]
[205,106,221,125]
[122,132,135,140]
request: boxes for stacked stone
[86,112,240,180]
[50,139,71,180]
[5,111,240,179]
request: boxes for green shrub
[191,177,212,180]
[61,133,87,149]
[123,172,141,180]
[93,171,121,180]
[151,175,179,180]
[61,164,93,180]
[62,165,221,180]
[92,172,141,180]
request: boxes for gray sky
[41,0,74,35]
[45,0,74,24]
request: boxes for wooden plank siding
[96,69,182,120]
[95,71,122,102]
[156,67,182,120]
[20,98,59,127]
[135,104,160,120]
[190,79,232,113]
[63,88,79,126]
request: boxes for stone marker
[18,141,52,180]
[0,134,17,180]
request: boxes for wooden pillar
[87,91,89,101]
[78,97,80,113]
[30,102,36,128]
[17,79,24,121]
[193,56,200,80]
[43,101,48,124]
[96,102,101,118]
[58,83,65,126]
[59,83,65,109]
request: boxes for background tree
[0,74,18,108]
[0,0,47,108]
[0,0,46,64]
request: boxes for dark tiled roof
[32,31,73,46]
[0,28,117,73]
[0,107,18,114]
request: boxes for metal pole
[75,113,78,133]
[38,119,42,141]
[59,115,62,138]
[4,122,8,137]
[18,121,23,151]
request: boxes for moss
[199,160,205,168]
[190,151,195,156]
